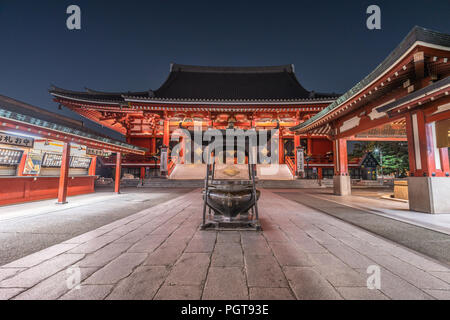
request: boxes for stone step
[140,178,324,189]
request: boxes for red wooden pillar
[57,142,70,204]
[294,134,300,171]
[333,138,348,175]
[140,166,146,180]
[405,110,450,213]
[278,129,284,164]
[406,110,441,177]
[163,119,170,147]
[294,134,301,177]
[151,137,156,154]
[333,138,350,195]
[307,136,312,155]
[115,152,122,194]
[88,156,97,176]
[404,113,418,175]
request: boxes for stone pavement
[0,188,190,266]
[276,190,450,265]
[0,189,449,300]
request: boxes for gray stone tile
[430,271,450,284]
[263,228,290,242]
[13,267,98,300]
[0,268,26,282]
[284,267,342,300]
[289,234,327,253]
[2,243,79,268]
[59,284,113,300]
[386,246,449,272]
[145,245,184,266]
[240,232,264,244]
[165,253,210,286]
[370,255,450,290]
[0,288,24,300]
[315,224,353,240]
[309,253,366,287]
[152,223,182,236]
[115,228,153,244]
[424,289,450,300]
[107,266,169,300]
[323,243,375,269]
[78,243,132,267]
[304,228,339,245]
[0,254,84,288]
[69,235,120,254]
[83,253,147,285]
[336,287,389,300]
[338,236,389,258]
[155,285,202,300]
[127,235,167,253]
[104,223,139,237]
[185,237,216,253]
[355,267,434,300]
[202,267,248,300]
[217,232,240,243]
[242,240,272,256]
[244,254,288,288]
[211,243,243,267]
[249,287,295,300]
[63,229,110,244]
[269,242,313,267]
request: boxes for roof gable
[358,152,380,167]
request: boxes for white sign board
[296,148,305,173]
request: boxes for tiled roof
[49,86,151,103]
[49,64,340,104]
[0,95,146,153]
[290,26,450,132]
[154,64,337,100]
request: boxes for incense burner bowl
[204,180,260,221]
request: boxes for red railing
[285,156,296,176]
[304,154,333,164]
[167,154,179,176]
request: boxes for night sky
[0,0,449,140]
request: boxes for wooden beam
[414,51,425,81]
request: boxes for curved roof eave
[290,26,450,133]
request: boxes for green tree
[348,141,409,177]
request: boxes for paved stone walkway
[0,189,449,300]
[276,190,450,265]
[0,188,190,266]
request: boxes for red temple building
[0,94,145,206]
[50,64,340,180]
[291,26,450,213]
[49,26,450,214]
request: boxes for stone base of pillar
[333,175,351,196]
[408,177,450,214]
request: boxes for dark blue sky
[0,0,449,139]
